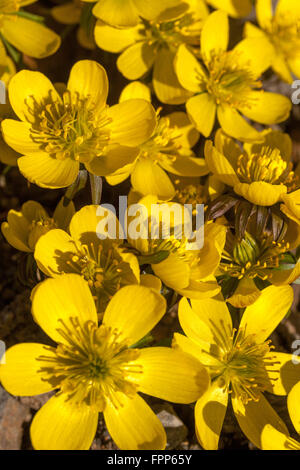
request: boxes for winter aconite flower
[1,198,75,252]
[94,0,209,104]
[173,285,300,449]
[34,205,140,313]
[205,129,298,207]
[0,274,209,450]
[245,0,300,83]
[174,10,291,140]
[0,0,61,59]
[127,196,226,299]
[1,60,156,188]
[106,82,208,199]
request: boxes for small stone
[153,403,188,450]
[0,392,31,450]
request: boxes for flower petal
[240,91,292,125]
[104,392,166,450]
[31,274,98,345]
[178,296,232,348]
[234,181,287,206]
[8,70,61,123]
[103,285,166,345]
[287,382,300,435]
[0,343,57,396]
[174,44,207,93]
[227,277,261,308]
[160,153,208,177]
[204,140,239,187]
[87,145,139,177]
[119,81,151,103]
[117,42,156,80]
[131,159,175,199]
[256,0,273,28]
[70,204,124,244]
[261,424,300,450]
[2,119,42,155]
[34,229,76,276]
[186,93,216,138]
[153,48,192,105]
[217,105,263,141]
[137,347,210,403]
[1,16,61,59]
[195,381,228,450]
[264,352,300,396]
[173,332,221,367]
[232,393,289,449]
[239,285,294,343]
[94,20,141,53]
[92,0,139,27]
[18,154,79,189]
[233,37,274,77]
[107,100,156,147]
[276,0,300,18]
[201,10,229,61]
[152,253,190,290]
[30,393,98,450]
[67,60,108,110]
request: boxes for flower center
[206,322,279,404]
[30,90,112,163]
[64,241,134,312]
[38,319,142,411]
[237,148,296,186]
[174,181,206,206]
[139,114,182,165]
[143,11,201,50]
[224,330,276,404]
[204,50,260,107]
[28,217,57,250]
[221,231,289,281]
[267,14,300,59]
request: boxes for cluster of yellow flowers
[0,0,300,451]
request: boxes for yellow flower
[205,129,298,207]
[1,198,75,252]
[0,0,61,59]
[51,0,96,49]
[127,196,226,299]
[34,205,141,313]
[218,226,300,308]
[245,0,300,83]
[87,0,186,28]
[173,285,300,449]
[174,10,292,140]
[205,0,252,18]
[0,274,209,450]
[106,82,208,199]
[94,0,209,104]
[1,60,156,188]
